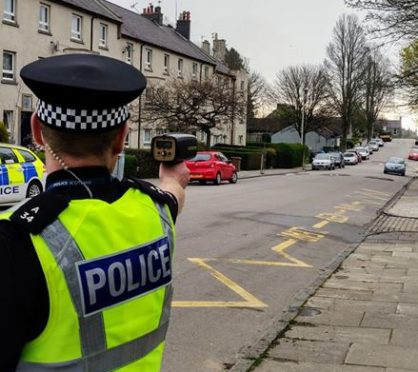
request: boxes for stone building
[0,0,247,148]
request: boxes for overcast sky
[111,0,415,127]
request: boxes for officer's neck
[45,151,114,174]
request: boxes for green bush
[124,154,139,178]
[125,148,160,178]
[0,121,9,143]
[218,150,263,170]
[270,143,309,168]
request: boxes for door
[20,112,32,147]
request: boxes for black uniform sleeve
[0,220,49,371]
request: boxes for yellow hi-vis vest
[7,187,175,372]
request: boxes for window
[3,0,16,22]
[144,129,151,144]
[22,95,32,111]
[0,147,18,164]
[145,48,152,70]
[240,81,245,91]
[192,63,198,79]
[125,43,133,64]
[204,66,209,79]
[71,14,82,41]
[177,58,183,77]
[2,51,15,81]
[164,54,170,74]
[99,23,108,48]
[17,149,36,163]
[239,135,243,145]
[124,131,130,147]
[3,110,13,131]
[39,4,50,32]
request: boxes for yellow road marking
[272,239,312,267]
[316,212,348,224]
[313,220,330,229]
[361,188,390,196]
[279,227,325,242]
[222,258,306,267]
[172,258,267,308]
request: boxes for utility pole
[301,88,308,169]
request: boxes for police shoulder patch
[10,193,70,235]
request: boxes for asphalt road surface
[162,139,415,372]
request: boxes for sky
[111,0,416,129]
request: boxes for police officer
[0,54,190,371]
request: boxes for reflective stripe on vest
[17,201,174,371]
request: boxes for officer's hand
[159,162,190,189]
[159,162,190,213]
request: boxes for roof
[55,0,121,23]
[101,1,217,66]
[376,119,402,129]
[247,118,290,134]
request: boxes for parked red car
[185,151,238,185]
[408,148,418,161]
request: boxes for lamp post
[301,88,308,169]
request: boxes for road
[162,139,415,372]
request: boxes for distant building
[0,0,247,147]
[375,118,402,138]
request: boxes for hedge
[125,148,159,178]
[269,143,309,168]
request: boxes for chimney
[142,4,163,26]
[213,37,226,62]
[201,40,210,55]
[176,11,191,40]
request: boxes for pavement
[237,177,418,372]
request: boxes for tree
[345,0,418,41]
[0,121,9,143]
[138,78,245,147]
[360,48,394,140]
[268,64,330,141]
[224,48,245,71]
[325,14,369,150]
[247,71,268,122]
[400,40,418,107]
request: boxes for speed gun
[151,133,197,163]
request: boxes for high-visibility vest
[2,187,175,371]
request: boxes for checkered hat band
[36,101,130,131]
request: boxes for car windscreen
[189,154,211,162]
[388,158,404,164]
[344,153,355,157]
[315,154,330,160]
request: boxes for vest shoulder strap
[10,193,70,235]
[122,177,178,221]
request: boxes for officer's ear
[31,113,45,147]
[113,122,128,155]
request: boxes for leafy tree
[400,40,418,107]
[224,48,245,71]
[0,121,9,143]
[325,14,369,150]
[345,0,418,41]
[136,78,245,147]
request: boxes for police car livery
[0,143,46,205]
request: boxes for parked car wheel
[26,180,43,198]
[229,172,238,184]
[214,172,222,185]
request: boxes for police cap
[20,54,147,132]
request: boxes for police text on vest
[77,237,171,316]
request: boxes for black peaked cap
[20,54,147,110]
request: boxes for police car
[0,143,46,206]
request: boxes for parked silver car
[368,140,379,151]
[312,153,336,170]
[343,152,358,165]
[355,147,370,160]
